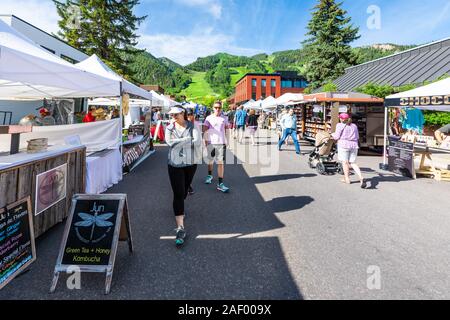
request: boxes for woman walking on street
[166,106,202,247]
[332,113,367,189]
[246,109,259,146]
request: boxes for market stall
[383,78,450,181]
[275,93,305,135]
[0,20,124,237]
[300,92,384,148]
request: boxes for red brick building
[235,71,307,105]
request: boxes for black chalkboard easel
[0,197,36,290]
[50,194,133,295]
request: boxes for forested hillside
[128,44,416,103]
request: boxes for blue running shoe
[205,175,213,184]
[217,183,230,193]
[175,226,186,247]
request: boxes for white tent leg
[120,94,124,168]
[383,107,388,166]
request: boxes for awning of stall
[303,92,384,104]
[385,78,450,111]
[0,19,120,99]
[276,93,304,106]
[76,54,152,100]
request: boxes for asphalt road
[1,130,449,299]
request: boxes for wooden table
[414,146,450,182]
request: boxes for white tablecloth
[86,149,122,194]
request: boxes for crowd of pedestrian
[164,102,368,247]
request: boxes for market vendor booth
[383,78,450,181]
[0,20,123,237]
[298,92,385,149]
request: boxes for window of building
[41,45,55,54]
[281,80,293,88]
[261,79,267,87]
[252,79,257,87]
[252,92,257,100]
[271,79,276,87]
[60,54,78,64]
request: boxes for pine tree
[54,0,147,79]
[303,0,360,89]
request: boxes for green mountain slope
[127,44,416,103]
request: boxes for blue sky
[3,0,450,65]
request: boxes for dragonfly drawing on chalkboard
[75,209,114,242]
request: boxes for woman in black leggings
[165,106,201,247]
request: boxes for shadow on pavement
[366,174,412,190]
[0,145,304,300]
[268,196,315,214]
[252,174,316,184]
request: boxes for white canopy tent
[382,77,450,166]
[276,93,304,106]
[76,54,153,100]
[0,19,119,99]
[261,96,278,110]
[384,78,450,112]
[242,99,255,110]
[244,99,263,110]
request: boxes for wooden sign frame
[49,194,133,295]
[0,197,36,290]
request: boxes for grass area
[181,71,217,100]
[230,67,249,85]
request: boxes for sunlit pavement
[1,130,449,299]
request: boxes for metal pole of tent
[383,105,388,166]
[119,83,123,169]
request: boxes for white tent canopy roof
[385,78,450,111]
[0,19,119,99]
[76,54,152,100]
[88,97,153,107]
[262,96,278,109]
[276,93,304,106]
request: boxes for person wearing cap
[165,106,202,247]
[332,113,367,188]
[186,108,202,195]
[278,108,301,154]
[204,101,231,193]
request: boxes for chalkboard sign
[0,197,36,290]
[50,194,132,295]
[388,136,416,179]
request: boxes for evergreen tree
[303,0,359,89]
[54,0,147,78]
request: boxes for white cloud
[138,29,261,65]
[0,0,60,34]
[174,0,222,19]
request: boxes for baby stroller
[308,131,343,175]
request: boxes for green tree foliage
[126,51,191,93]
[303,0,360,89]
[205,64,233,96]
[54,0,146,78]
[271,50,305,72]
[353,45,416,65]
[322,82,338,92]
[424,111,450,127]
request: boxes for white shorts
[338,146,358,163]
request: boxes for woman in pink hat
[332,113,367,188]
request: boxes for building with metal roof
[330,37,450,92]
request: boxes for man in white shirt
[278,108,301,155]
